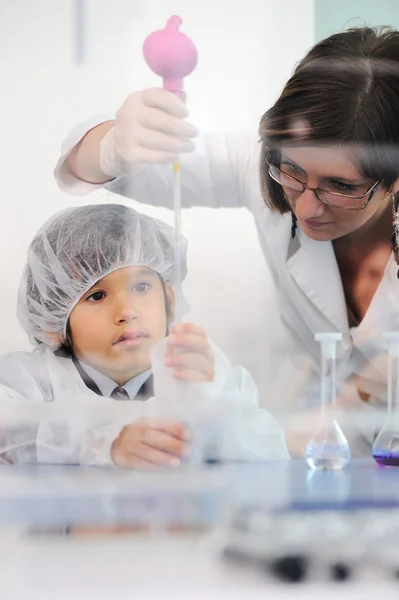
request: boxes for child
[0,204,289,466]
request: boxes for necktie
[110,386,130,400]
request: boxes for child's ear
[165,282,175,322]
[393,178,399,196]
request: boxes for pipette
[143,16,198,322]
[305,333,351,470]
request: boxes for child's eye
[86,291,106,302]
[133,281,151,293]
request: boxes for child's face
[69,266,173,386]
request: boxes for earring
[291,212,297,239]
[391,193,399,278]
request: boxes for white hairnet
[17,203,187,348]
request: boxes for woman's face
[279,145,399,241]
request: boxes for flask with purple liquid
[373,333,399,467]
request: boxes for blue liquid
[372,448,399,467]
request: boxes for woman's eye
[284,163,302,175]
[87,291,106,302]
[283,164,306,181]
[330,181,357,194]
[133,281,151,293]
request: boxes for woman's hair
[259,26,399,213]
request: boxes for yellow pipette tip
[173,163,181,173]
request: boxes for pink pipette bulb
[143,15,198,94]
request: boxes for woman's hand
[165,323,215,382]
[100,88,198,178]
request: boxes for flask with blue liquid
[305,333,351,470]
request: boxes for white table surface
[0,459,399,598]
[1,532,399,599]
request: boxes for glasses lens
[317,190,367,209]
[269,162,376,209]
[269,165,304,192]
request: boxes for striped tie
[110,386,130,400]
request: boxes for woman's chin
[300,223,334,241]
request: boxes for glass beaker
[305,333,351,470]
[373,333,399,466]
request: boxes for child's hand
[165,323,215,382]
[111,418,191,469]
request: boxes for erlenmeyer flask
[305,333,351,470]
[373,333,399,466]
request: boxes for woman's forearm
[65,120,115,184]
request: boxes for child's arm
[111,418,191,469]
[155,323,290,461]
[0,402,192,469]
[0,390,122,466]
[0,350,192,468]
[0,352,191,468]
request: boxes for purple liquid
[373,448,399,466]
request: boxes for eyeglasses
[267,161,381,210]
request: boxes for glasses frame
[267,161,381,210]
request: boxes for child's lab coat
[0,343,289,465]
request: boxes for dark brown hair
[259,26,399,213]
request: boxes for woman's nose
[294,188,325,221]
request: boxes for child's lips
[113,330,148,347]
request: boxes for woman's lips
[304,219,331,229]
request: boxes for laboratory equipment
[143,16,198,322]
[373,332,399,466]
[142,17,204,461]
[221,503,399,583]
[305,333,351,470]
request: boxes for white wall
[0,0,314,406]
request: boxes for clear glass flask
[305,333,351,470]
[372,333,399,467]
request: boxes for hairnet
[17,203,187,348]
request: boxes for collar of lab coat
[262,211,349,334]
[286,227,349,334]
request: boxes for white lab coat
[0,343,289,465]
[55,121,398,456]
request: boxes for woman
[55,26,399,456]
